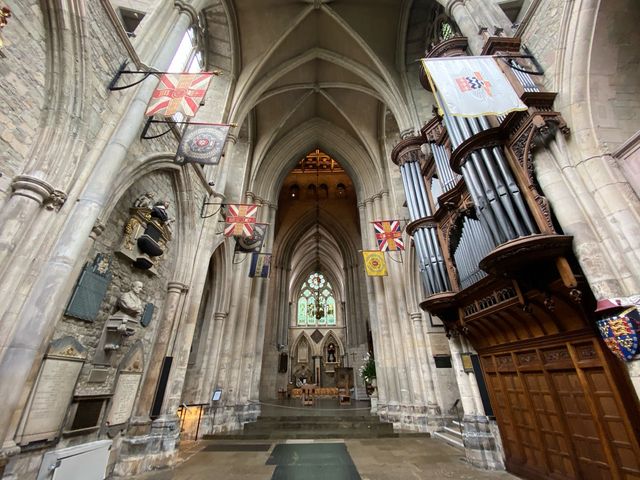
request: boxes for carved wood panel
[481,338,640,480]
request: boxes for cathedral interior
[0,0,639,479]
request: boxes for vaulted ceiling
[204,0,439,199]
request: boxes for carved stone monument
[107,342,144,427]
[16,337,87,445]
[104,281,145,350]
[118,194,173,272]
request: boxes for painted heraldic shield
[224,204,258,237]
[596,307,639,361]
[373,220,404,252]
[145,73,213,117]
[175,125,229,165]
[422,56,527,117]
[362,251,388,277]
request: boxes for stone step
[443,426,463,438]
[244,422,393,432]
[432,430,464,449]
[203,430,402,440]
[256,415,374,422]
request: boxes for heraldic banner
[362,250,387,277]
[249,253,271,278]
[236,223,268,253]
[145,73,213,117]
[175,124,230,165]
[373,220,404,252]
[422,56,527,117]
[224,204,258,237]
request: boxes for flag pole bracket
[108,61,155,91]
[140,117,174,140]
[200,197,225,219]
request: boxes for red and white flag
[373,220,404,251]
[145,73,213,117]
[224,204,258,237]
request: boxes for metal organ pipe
[401,165,437,293]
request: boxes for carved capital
[167,281,189,294]
[173,1,198,25]
[10,175,55,205]
[90,220,106,240]
[43,189,67,211]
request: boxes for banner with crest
[224,204,258,237]
[175,124,229,165]
[373,220,404,252]
[362,250,387,277]
[145,73,213,117]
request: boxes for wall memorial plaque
[65,254,112,322]
[18,337,86,445]
[107,373,141,426]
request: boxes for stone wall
[4,170,180,479]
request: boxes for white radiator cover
[37,440,112,480]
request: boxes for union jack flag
[373,220,404,251]
[224,204,258,237]
[145,73,213,117]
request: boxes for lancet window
[296,272,336,326]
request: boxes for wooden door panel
[524,372,576,478]
[583,369,640,478]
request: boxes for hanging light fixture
[314,162,324,321]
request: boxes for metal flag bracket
[200,197,225,219]
[108,61,155,91]
[108,61,223,91]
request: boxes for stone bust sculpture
[115,281,144,321]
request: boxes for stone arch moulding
[320,330,345,359]
[98,153,200,284]
[291,331,315,360]
[249,119,385,202]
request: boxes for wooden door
[481,337,640,480]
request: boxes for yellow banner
[362,250,387,277]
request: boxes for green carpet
[267,443,361,480]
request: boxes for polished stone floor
[130,438,519,480]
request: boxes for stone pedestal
[461,415,505,470]
[112,414,181,477]
[370,395,378,414]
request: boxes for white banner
[422,56,527,117]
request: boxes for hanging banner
[596,306,639,361]
[224,204,258,237]
[373,220,404,252]
[249,253,271,278]
[145,73,213,117]
[175,124,230,165]
[362,250,387,277]
[235,223,268,253]
[422,56,527,117]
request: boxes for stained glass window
[297,272,337,326]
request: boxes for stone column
[361,198,397,412]
[247,204,278,404]
[445,0,484,54]
[134,282,190,421]
[449,335,503,469]
[313,356,322,386]
[410,312,442,427]
[0,5,195,449]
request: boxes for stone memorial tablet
[107,373,141,425]
[65,254,112,322]
[20,358,83,444]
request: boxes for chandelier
[314,166,324,321]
